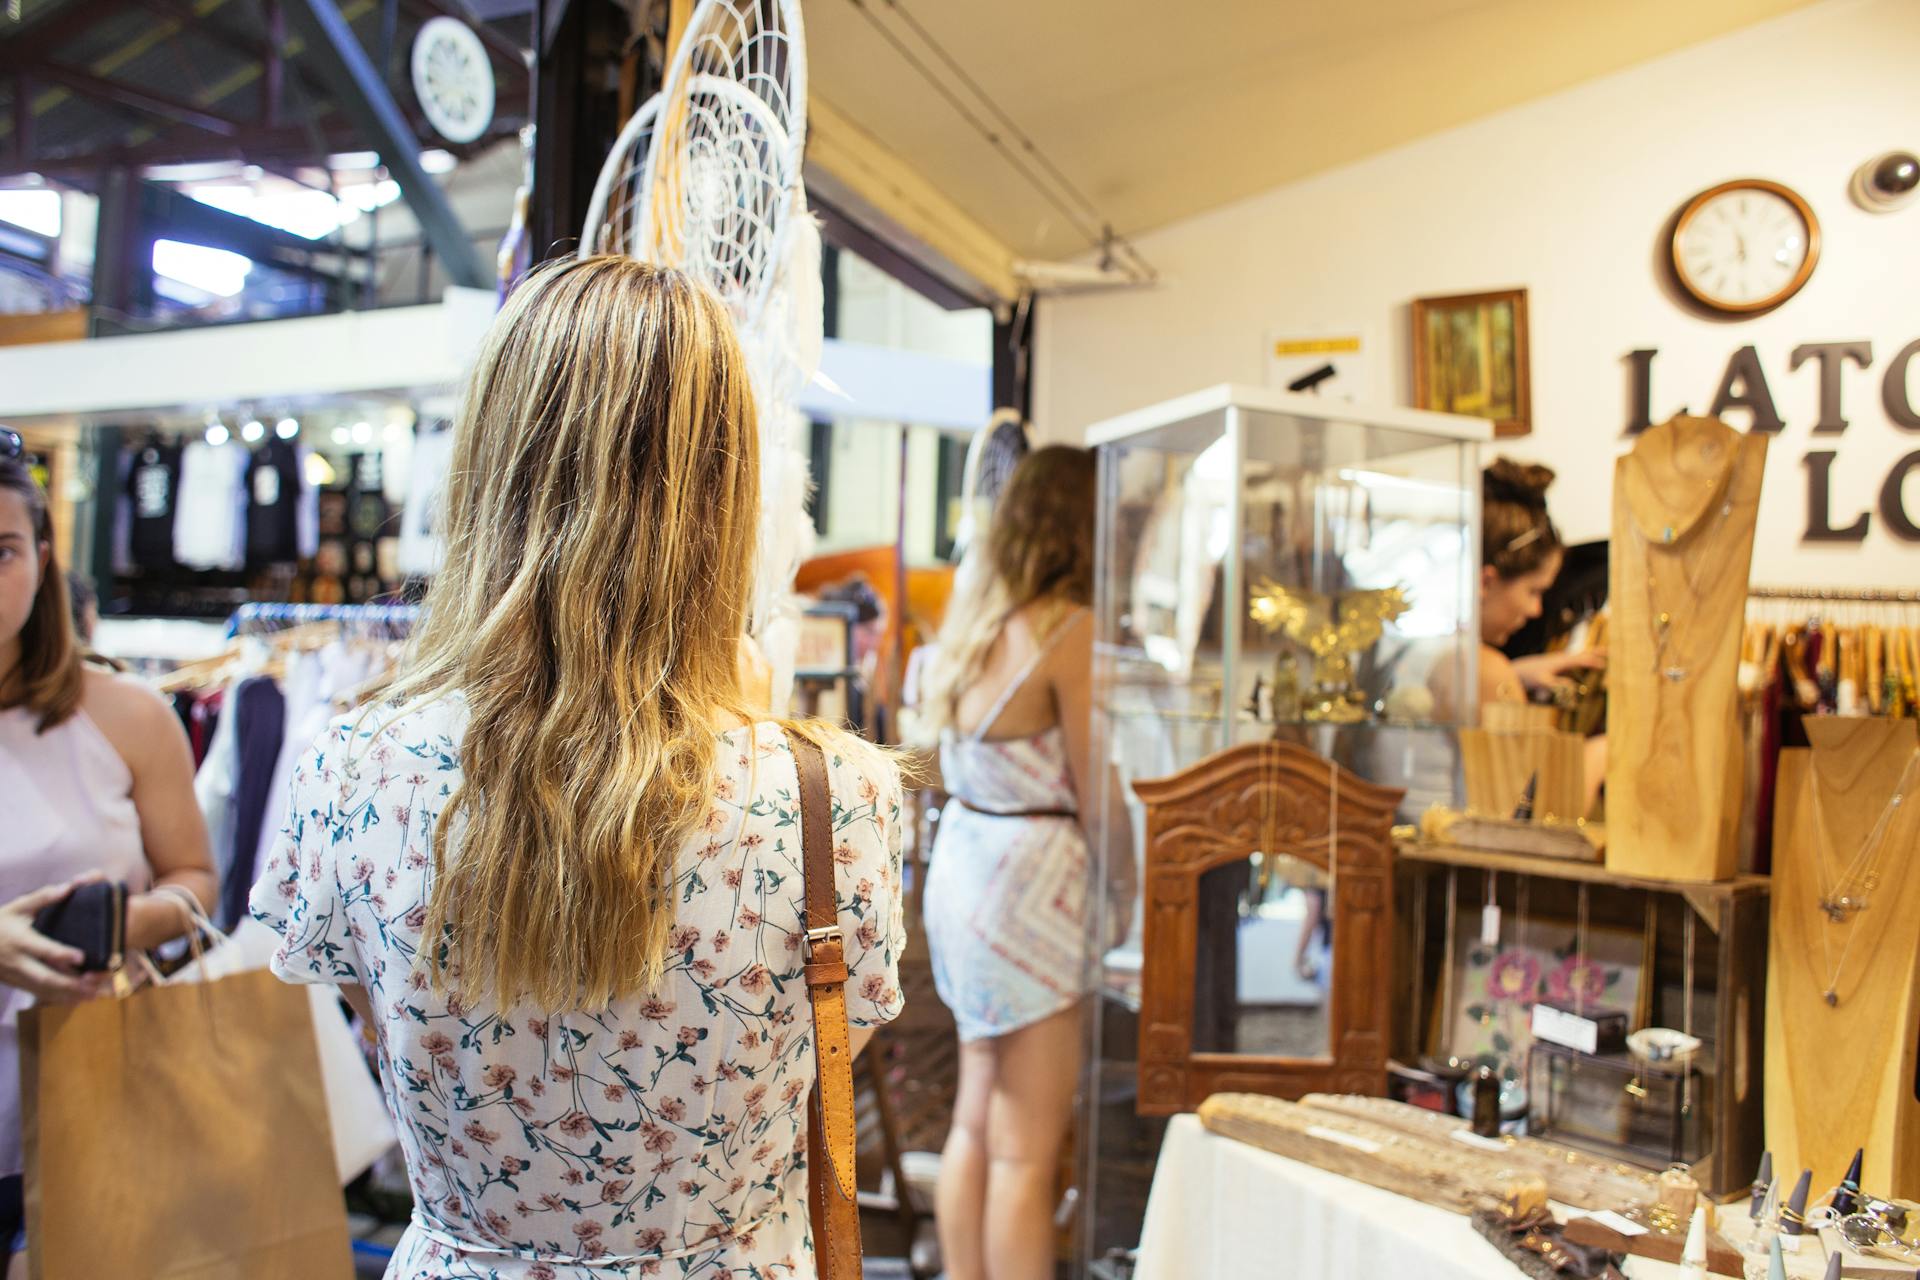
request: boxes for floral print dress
[249,699,905,1280]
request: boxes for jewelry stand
[1767,717,1920,1200]
[1607,415,1767,882]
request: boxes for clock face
[412,17,495,146]
[1671,180,1819,314]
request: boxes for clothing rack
[225,601,421,639]
[1748,586,1920,604]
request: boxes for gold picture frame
[1411,288,1532,438]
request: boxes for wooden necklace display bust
[1606,415,1767,883]
[1767,717,1920,1198]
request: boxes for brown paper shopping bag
[20,967,353,1280]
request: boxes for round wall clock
[411,16,495,146]
[1670,178,1819,314]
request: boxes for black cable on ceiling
[873,0,1154,280]
[844,0,1153,280]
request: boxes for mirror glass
[1190,852,1332,1059]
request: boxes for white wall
[1034,0,1920,588]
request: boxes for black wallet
[32,881,128,973]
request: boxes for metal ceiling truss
[2,0,528,181]
[282,0,488,287]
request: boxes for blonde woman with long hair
[250,258,905,1280]
[920,444,1120,1280]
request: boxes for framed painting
[1411,288,1532,438]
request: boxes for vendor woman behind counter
[1435,459,1608,810]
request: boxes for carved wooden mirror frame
[1133,739,1403,1115]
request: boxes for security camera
[1850,151,1920,212]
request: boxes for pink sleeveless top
[0,703,150,1175]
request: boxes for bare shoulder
[81,664,177,732]
[1039,600,1093,665]
[79,664,184,767]
[1009,598,1091,650]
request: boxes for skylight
[188,177,404,240]
[152,239,252,298]
[0,189,61,238]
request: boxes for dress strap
[969,606,1090,742]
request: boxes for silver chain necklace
[1809,748,1920,1005]
[1629,497,1736,684]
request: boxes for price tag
[1584,1210,1647,1237]
[1450,1130,1509,1153]
[1532,1002,1601,1054]
[1481,903,1502,946]
[1305,1125,1383,1155]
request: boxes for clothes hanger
[1783,625,1818,711]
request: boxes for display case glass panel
[1079,386,1488,1274]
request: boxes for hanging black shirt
[245,439,303,567]
[126,440,182,570]
[346,451,390,543]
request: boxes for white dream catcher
[582,0,821,710]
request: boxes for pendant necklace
[1631,496,1735,684]
[1809,747,1920,1006]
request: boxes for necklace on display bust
[1619,430,1741,685]
[1630,498,1736,684]
[1808,747,1920,1006]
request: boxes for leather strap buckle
[805,925,844,958]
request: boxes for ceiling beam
[141,180,348,280]
[0,0,115,66]
[128,0,334,125]
[20,124,370,180]
[4,61,243,138]
[266,0,287,127]
[282,0,488,288]
[401,0,533,73]
[805,94,1020,306]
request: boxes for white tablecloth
[1135,1114,1687,1279]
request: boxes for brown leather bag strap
[784,728,863,1280]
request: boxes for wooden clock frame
[1669,178,1821,315]
[1133,740,1403,1115]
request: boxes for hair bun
[1484,457,1555,509]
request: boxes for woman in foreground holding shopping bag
[0,435,218,1274]
[250,258,907,1280]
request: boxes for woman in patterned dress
[918,445,1126,1280]
[250,258,906,1280]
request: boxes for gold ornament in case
[1250,580,1410,723]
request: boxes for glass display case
[1077,385,1488,1275]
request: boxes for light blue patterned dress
[250,698,905,1280]
[923,625,1094,1042]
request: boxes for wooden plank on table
[1296,1094,1659,1211]
[1442,815,1602,862]
[1198,1093,1512,1215]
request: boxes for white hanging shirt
[396,428,454,578]
[173,441,250,571]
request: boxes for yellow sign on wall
[1267,328,1372,402]
[1272,336,1363,358]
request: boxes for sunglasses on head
[0,428,20,461]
